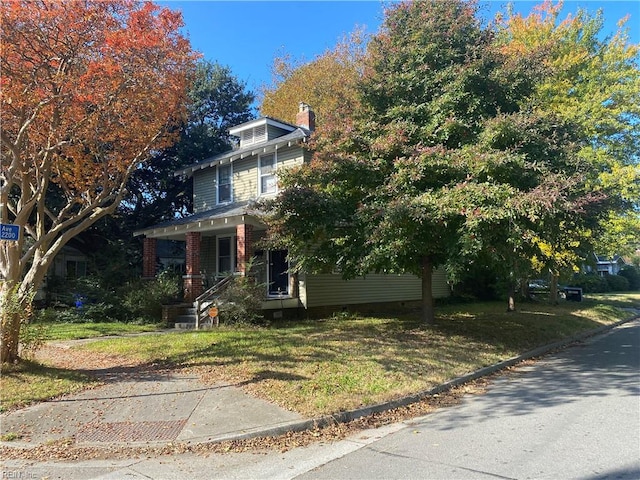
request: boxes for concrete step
[174,322,196,330]
[175,320,216,330]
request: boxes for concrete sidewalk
[1,370,305,448]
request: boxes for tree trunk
[506,281,516,312]
[550,271,559,305]
[0,282,23,364]
[421,256,435,325]
[521,277,531,301]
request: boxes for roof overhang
[174,132,307,178]
[228,116,296,136]
[134,213,265,241]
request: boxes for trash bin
[564,287,583,302]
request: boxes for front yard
[2,293,638,415]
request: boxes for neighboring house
[586,254,626,277]
[34,245,89,302]
[134,103,450,317]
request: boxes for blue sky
[161,1,639,102]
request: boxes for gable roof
[228,116,297,136]
[175,126,310,178]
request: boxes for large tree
[260,29,366,155]
[267,0,528,323]
[0,0,197,363]
[498,1,640,264]
[266,0,612,321]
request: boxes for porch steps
[173,305,216,329]
[171,274,234,330]
[173,306,197,329]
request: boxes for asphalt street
[3,319,639,480]
[298,319,640,480]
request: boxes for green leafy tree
[267,0,531,323]
[498,1,640,263]
[266,0,613,320]
[450,112,606,308]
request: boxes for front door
[268,250,289,296]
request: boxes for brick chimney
[295,102,315,131]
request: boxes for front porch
[135,207,300,319]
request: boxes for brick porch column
[236,223,254,275]
[142,237,157,279]
[183,231,203,302]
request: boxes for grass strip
[0,361,95,412]
[36,321,163,341]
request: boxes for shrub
[618,266,640,290]
[451,264,500,300]
[605,274,630,292]
[41,275,127,322]
[217,275,265,325]
[569,274,610,293]
[19,322,46,359]
[121,270,182,323]
[34,306,83,324]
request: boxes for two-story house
[134,103,450,320]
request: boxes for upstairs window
[259,153,277,195]
[217,164,232,204]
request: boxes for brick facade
[236,223,254,275]
[142,237,157,279]
[183,231,202,302]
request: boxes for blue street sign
[0,224,20,241]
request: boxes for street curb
[193,314,639,446]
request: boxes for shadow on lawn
[1,360,92,383]
[1,360,96,411]
[17,299,635,413]
[122,301,628,381]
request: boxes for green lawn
[35,321,164,341]
[2,293,638,415]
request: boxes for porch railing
[193,273,238,329]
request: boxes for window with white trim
[217,163,232,204]
[259,153,277,195]
[217,236,237,275]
